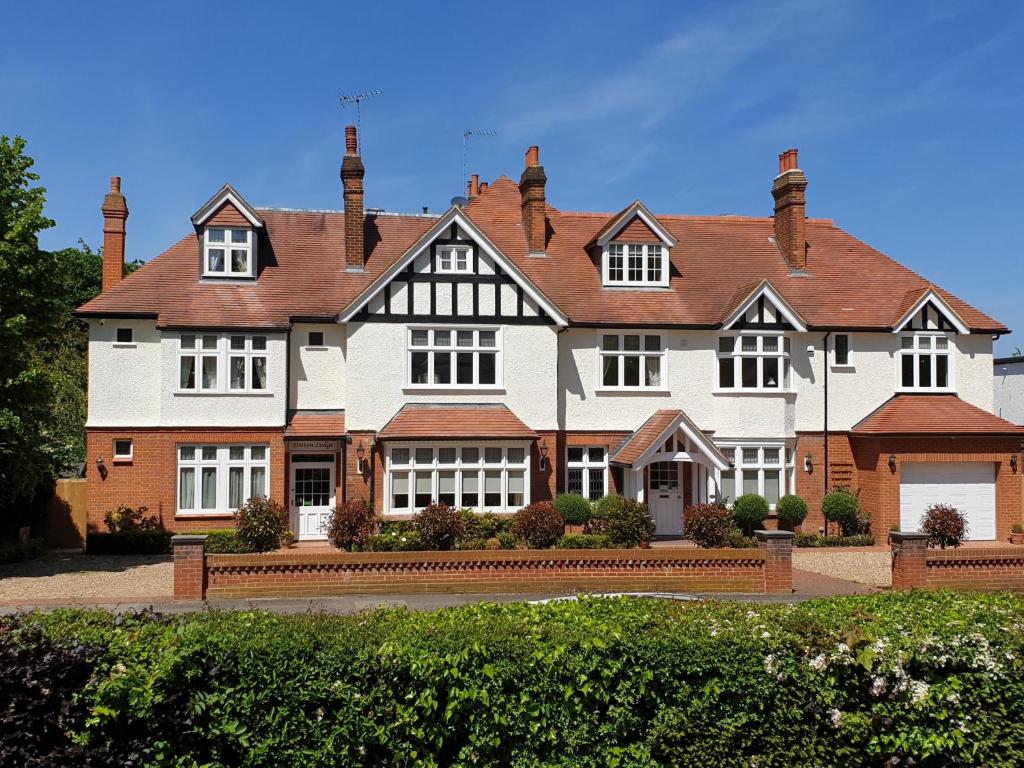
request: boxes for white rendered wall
[994,360,1024,425]
[290,323,346,410]
[86,319,162,427]
[955,333,994,412]
[345,322,559,431]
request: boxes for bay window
[408,327,500,388]
[600,333,665,390]
[565,446,608,501]
[178,333,269,393]
[717,334,790,391]
[386,443,529,514]
[177,444,269,515]
[899,333,953,390]
[716,444,793,508]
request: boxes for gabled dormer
[190,184,264,279]
[588,201,676,288]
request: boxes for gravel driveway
[793,548,892,588]
[0,553,172,602]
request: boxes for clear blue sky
[4,1,1022,353]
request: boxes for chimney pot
[345,125,358,155]
[469,173,480,197]
[110,175,121,192]
[100,176,129,292]
[479,181,488,193]
[771,147,808,271]
[525,145,540,168]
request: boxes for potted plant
[887,524,900,546]
[1011,523,1024,545]
[280,530,296,548]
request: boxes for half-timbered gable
[893,288,969,334]
[721,280,807,332]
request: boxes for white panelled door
[648,461,683,537]
[899,462,996,540]
[291,460,335,540]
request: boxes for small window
[113,439,133,460]
[603,242,668,287]
[834,334,850,366]
[308,331,324,347]
[116,328,133,344]
[436,245,472,273]
[204,227,254,278]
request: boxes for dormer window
[204,228,254,278]
[436,245,472,274]
[603,243,668,287]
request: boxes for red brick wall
[794,433,858,533]
[892,535,1024,591]
[344,430,381,511]
[86,428,286,533]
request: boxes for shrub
[726,529,757,548]
[86,530,172,555]
[1014,523,1024,534]
[822,486,862,536]
[555,533,612,549]
[189,529,254,554]
[102,504,161,533]
[793,533,876,548]
[457,510,511,541]
[412,502,464,550]
[554,493,593,526]
[511,502,564,548]
[0,537,43,564]
[367,530,424,551]
[775,494,808,530]
[732,494,769,536]
[921,503,968,549]
[380,519,414,536]
[601,496,655,547]
[684,503,733,548]
[233,496,289,552]
[496,531,518,550]
[326,499,376,551]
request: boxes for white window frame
[715,443,794,509]
[716,333,791,392]
[565,446,608,501]
[112,438,133,461]
[897,331,955,392]
[384,442,530,515]
[406,326,502,389]
[602,243,669,288]
[177,333,270,394]
[114,327,135,346]
[597,331,667,391]
[176,444,270,516]
[203,227,255,278]
[833,333,853,368]
[435,244,472,274]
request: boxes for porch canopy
[610,409,732,502]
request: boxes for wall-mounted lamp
[539,439,550,472]
[888,454,897,474]
[95,456,107,480]
[356,441,366,475]
[803,454,813,474]
[1011,455,1019,474]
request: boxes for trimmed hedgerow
[181,529,255,554]
[7,592,1024,767]
[793,533,876,548]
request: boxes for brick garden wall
[892,533,1024,591]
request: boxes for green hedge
[178,529,255,554]
[85,530,172,555]
[5,592,1024,766]
[794,533,876,548]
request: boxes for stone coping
[926,547,1024,563]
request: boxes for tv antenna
[339,89,383,134]
[463,129,496,186]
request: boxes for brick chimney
[518,145,547,255]
[101,176,129,292]
[772,148,808,271]
[341,124,365,271]
[468,173,480,199]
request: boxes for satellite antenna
[463,129,496,186]
[339,89,383,134]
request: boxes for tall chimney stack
[468,173,480,199]
[771,148,808,271]
[341,124,365,271]
[101,176,129,292]
[519,145,547,255]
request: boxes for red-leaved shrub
[326,499,376,551]
[413,502,465,550]
[921,503,968,549]
[511,502,565,549]
[685,503,734,548]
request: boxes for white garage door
[899,462,996,540]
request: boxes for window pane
[114,439,132,457]
[179,356,196,389]
[251,336,267,351]
[411,352,429,383]
[919,336,932,350]
[181,334,196,349]
[202,356,218,388]
[484,447,502,464]
[627,246,643,281]
[414,472,432,507]
[902,354,915,387]
[391,448,410,465]
[507,447,525,464]
[623,356,640,386]
[567,467,583,494]
[207,249,225,272]
[433,330,451,346]
[230,335,245,350]
[456,331,474,347]
[251,357,267,389]
[230,229,248,244]
[250,466,266,499]
[646,255,661,283]
[936,355,949,388]
[585,468,603,501]
[201,467,217,509]
[645,356,661,387]
[456,352,473,384]
[231,250,248,272]
[229,446,244,460]
[644,335,661,351]
[433,352,451,384]
[392,473,409,509]
[741,357,757,388]
[116,327,133,343]
[764,470,781,505]
[202,446,217,460]
[180,446,195,460]
[935,337,948,350]
[718,336,734,354]
[623,335,640,351]
[202,335,218,350]
[461,447,479,464]
[762,336,779,353]
[179,468,195,509]
[438,447,456,464]
[719,470,735,505]
[763,357,779,388]
[588,447,605,463]
[229,467,244,508]
[742,472,759,496]
[461,472,479,507]
[438,471,456,507]
[567,447,584,463]
[230,356,246,389]
[602,356,619,387]
[250,446,266,460]
[901,336,914,350]
[478,353,496,385]
[507,471,525,507]
[208,228,225,243]
[415,448,433,464]
[763,448,780,465]
[741,336,757,352]
[719,357,734,388]
[835,334,849,365]
[918,355,932,387]
[742,448,759,465]
[411,330,429,347]
[479,331,496,348]
[602,335,619,351]
[483,471,501,506]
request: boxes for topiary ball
[554,493,593,526]
[775,494,809,530]
[732,494,769,536]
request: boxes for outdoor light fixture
[539,439,550,471]
[1012,455,1019,474]
[803,454,813,474]
[95,456,107,480]
[888,454,897,474]
[356,441,366,475]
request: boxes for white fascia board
[722,280,807,332]
[338,206,568,326]
[629,413,732,472]
[595,201,677,248]
[191,185,264,228]
[892,288,970,334]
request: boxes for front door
[648,461,683,537]
[290,457,335,540]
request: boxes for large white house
[77,131,1024,542]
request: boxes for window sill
[896,387,956,394]
[173,390,275,397]
[112,458,133,465]
[595,388,671,396]
[712,389,797,396]
[830,364,855,371]
[304,346,328,351]
[600,285,672,291]
[402,387,506,395]
[174,511,234,519]
[112,342,137,349]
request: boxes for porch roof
[852,394,1024,435]
[610,409,731,470]
[285,409,346,437]
[378,404,537,441]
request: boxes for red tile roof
[285,410,346,437]
[852,395,1024,435]
[77,174,1007,333]
[378,404,536,440]
[611,409,731,468]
